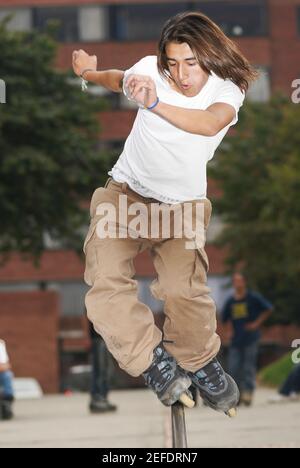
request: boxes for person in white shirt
[73,11,258,415]
[0,339,14,420]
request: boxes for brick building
[0,0,300,392]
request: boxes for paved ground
[0,387,300,448]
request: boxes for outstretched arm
[72,49,124,93]
[80,69,124,93]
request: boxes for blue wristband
[147,97,159,110]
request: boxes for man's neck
[235,289,247,300]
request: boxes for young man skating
[73,11,257,415]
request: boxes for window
[110,1,267,41]
[33,7,79,42]
[197,1,268,37]
[78,6,109,41]
[0,8,32,31]
[49,281,89,317]
[137,278,164,313]
[208,276,232,313]
[0,283,39,292]
[206,214,224,243]
[97,140,125,160]
[49,277,163,317]
[111,3,194,41]
[247,66,271,102]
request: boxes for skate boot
[142,343,194,407]
[189,358,239,417]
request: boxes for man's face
[165,42,209,97]
[232,274,247,293]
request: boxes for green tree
[0,18,119,264]
[209,94,300,324]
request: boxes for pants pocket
[190,246,210,295]
[83,219,100,286]
[197,246,209,273]
[83,218,98,255]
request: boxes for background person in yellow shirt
[222,273,273,406]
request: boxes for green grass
[258,353,295,388]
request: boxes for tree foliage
[0,19,118,264]
[209,95,300,324]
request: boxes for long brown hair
[157,11,258,92]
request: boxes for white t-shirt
[0,340,9,364]
[109,55,245,203]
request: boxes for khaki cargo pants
[84,177,221,377]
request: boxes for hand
[245,322,260,331]
[0,362,11,372]
[72,49,97,77]
[124,74,158,109]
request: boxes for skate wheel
[226,408,237,418]
[179,393,195,408]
